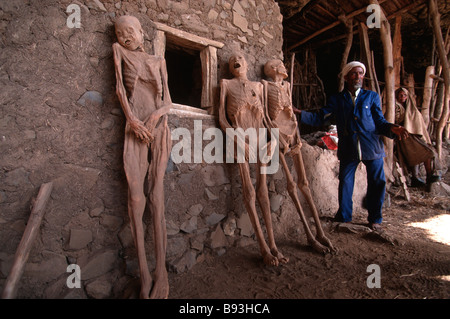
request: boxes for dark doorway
[165,48,202,108]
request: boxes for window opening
[165,45,202,108]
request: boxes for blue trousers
[334,158,385,224]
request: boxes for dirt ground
[168,156,450,300]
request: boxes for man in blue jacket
[299,61,408,231]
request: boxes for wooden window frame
[153,22,224,111]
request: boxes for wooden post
[1,182,53,299]
[441,27,450,140]
[153,30,166,57]
[422,66,435,128]
[431,81,445,138]
[371,0,395,178]
[338,17,354,92]
[395,162,410,202]
[200,46,218,111]
[371,50,381,96]
[393,16,403,90]
[429,0,450,160]
[404,73,416,102]
[359,22,377,92]
[290,52,295,96]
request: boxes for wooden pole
[404,73,416,102]
[1,182,53,299]
[393,16,403,90]
[371,50,381,96]
[290,52,295,96]
[371,0,395,178]
[288,0,388,51]
[431,81,445,138]
[429,0,450,160]
[422,66,435,128]
[338,17,354,92]
[359,22,377,92]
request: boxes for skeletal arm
[145,57,172,132]
[218,79,233,132]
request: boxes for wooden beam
[153,21,224,50]
[422,66,435,127]
[393,16,403,89]
[390,0,402,10]
[290,53,295,96]
[371,50,381,96]
[1,182,53,299]
[338,16,354,91]
[376,0,395,122]
[431,74,445,82]
[404,73,416,102]
[386,1,427,20]
[359,22,377,92]
[309,29,358,49]
[288,20,340,51]
[153,30,166,57]
[284,0,325,22]
[370,0,395,181]
[286,0,424,52]
[200,46,218,110]
[429,0,450,161]
[293,83,319,86]
[315,3,336,20]
[287,0,387,51]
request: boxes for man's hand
[292,106,302,114]
[391,124,409,140]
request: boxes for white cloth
[341,61,366,78]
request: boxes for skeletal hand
[130,119,154,145]
[260,138,277,161]
[280,139,289,155]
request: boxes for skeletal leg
[123,131,152,299]
[279,153,329,254]
[238,161,278,266]
[292,152,335,252]
[256,162,288,264]
[147,118,171,299]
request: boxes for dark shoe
[426,175,440,185]
[361,195,368,210]
[332,216,344,223]
[410,177,426,188]
[333,214,351,223]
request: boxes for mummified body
[263,59,335,253]
[113,15,172,299]
[219,52,287,266]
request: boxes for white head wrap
[341,61,366,77]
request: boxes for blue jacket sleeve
[370,93,395,139]
[300,100,336,127]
